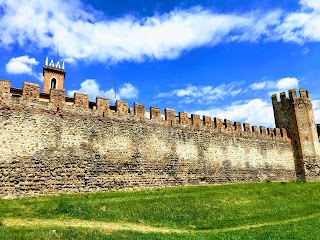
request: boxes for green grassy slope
[1,181,320,239]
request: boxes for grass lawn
[0,181,320,239]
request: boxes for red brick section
[134,103,145,117]
[22,82,40,101]
[43,66,65,94]
[96,97,109,117]
[74,93,88,108]
[150,107,161,120]
[116,100,128,115]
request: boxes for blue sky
[1,0,320,127]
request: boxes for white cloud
[312,99,320,123]
[276,77,299,91]
[0,0,320,64]
[249,77,298,92]
[195,98,274,127]
[300,0,320,11]
[118,83,139,99]
[67,79,138,101]
[249,81,275,90]
[272,0,320,43]
[5,55,43,81]
[157,82,242,105]
[0,1,251,63]
[6,55,38,75]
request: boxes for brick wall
[0,80,298,198]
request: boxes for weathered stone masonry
[0,60,319,198]
[272,89,320,181]
[0,80,297,198]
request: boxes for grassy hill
[1,181,320,239]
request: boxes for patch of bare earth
[3,212,320,234]
[3,218,187,234]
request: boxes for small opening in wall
[51,78,57,89]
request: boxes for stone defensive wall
[272,88,320,181]
[0,80,296,198]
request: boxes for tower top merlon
[271,94,278,103]
[45,57,65,70]
[280,92,286,101]
[299,88,310,99]
[288,89,297,100]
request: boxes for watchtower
[43,57,65,94]
[272,89,320,181]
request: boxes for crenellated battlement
[0,80,290,142]
[272,88,310,103]
[1,78,311,198]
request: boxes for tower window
[51,78,57,89]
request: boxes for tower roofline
[42,65,66,77]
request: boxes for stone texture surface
[22,82,40,101]
[272,88,320,181]
[74,93,89,108]
[0,81,298,198]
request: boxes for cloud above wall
[0,0,320,64]
[157,77,298,108]
[6,55,38,75]
[249,77,299,92]
[312,100,320,124]
[194,99,274,127]
[5,55,43,81]
[155,76,300,127]
[67,79,139,102]
[157,82,243,105]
